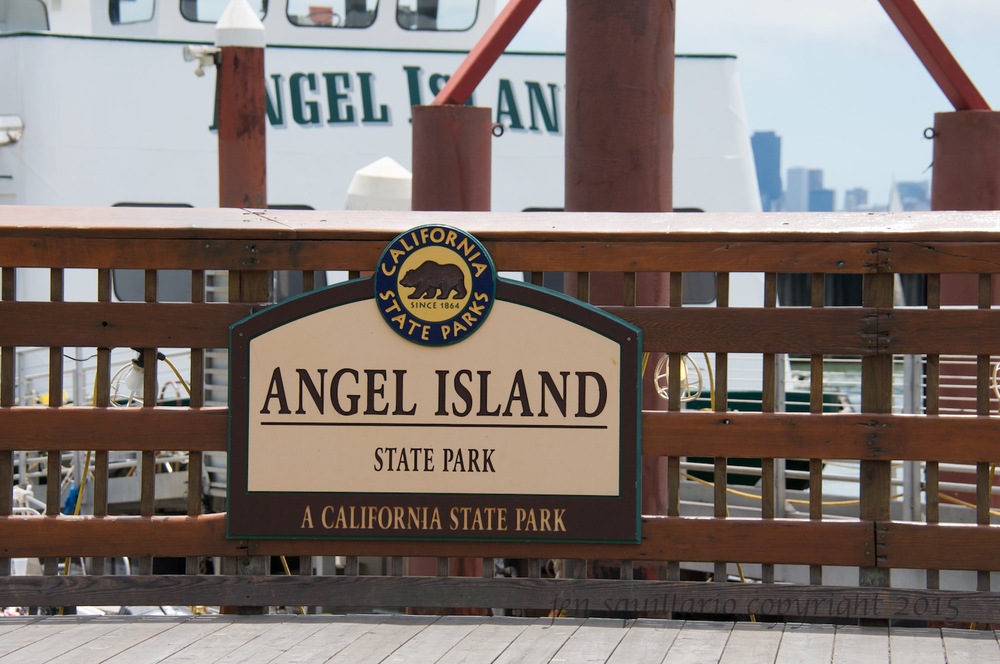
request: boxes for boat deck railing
[1,206,999,623]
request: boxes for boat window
[111,203,194,302]
[682,273,717,305]
[0,0,49,31]
[397,0,477,31]
[110,0,154,25]
[180,0,266,24]
[287,0,377,28]
[672,209,717,304]
[521,207,717,305]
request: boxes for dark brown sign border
[228,278,641,543]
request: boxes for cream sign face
[228,229,641,543]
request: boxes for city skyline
[751,130,930,212]
[503,1,1000,210]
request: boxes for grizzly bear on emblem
[400,260,468,300]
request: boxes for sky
[502,0,1000,210]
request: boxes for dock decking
[0,614,998,663]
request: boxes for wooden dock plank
[325,615,438,663]
[548,618,629,663]
[212,617,332,664]
[718,621,784,664]
[773,623,835,664]
[492,618,583,664]
[0,616,120,663]
[0,617,42,643]
[888,627,947,664]
[0,616,97,661]
[100,615,230,663]
[382,616,486,663]
[605,618,680,663]
[266,614,389,663]
[941,627,1000,664]
[831,625,889,663]
[163,616,285,663]
[46,617,197,664]
[0,616,76,657]
[603,618,680,664]
[0,614,995,662]
[436,616,534,664]
[662,621,733,663]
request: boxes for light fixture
[182,45,220,77]
[0,115,24,146]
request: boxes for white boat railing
[12,346,192,408]
[674,352,998,526]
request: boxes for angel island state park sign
[228,225,642,543]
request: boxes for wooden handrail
[2,206,999,620]
[3,409,999,463]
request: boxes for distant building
[844,188,868,211]
[844,186,889,212]
[785,167,832,211]
[784,168,810,211]
[895,180,930,211]
[751,131,783,211]
[809,188,835,212]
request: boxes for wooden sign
[228,225,641,542]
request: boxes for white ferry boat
[0,0,765,400]
[0,0,759,214]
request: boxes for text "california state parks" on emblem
[374,225,496,346]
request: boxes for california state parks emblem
[375,225,496,346]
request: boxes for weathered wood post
[410,0,541,211]
[930,109,1000,323]
[899,0,1000,583]
[565,0,676,544]
[870,0,999,599]
[408,90,493,589]
[411,105,492,212]
[930,112,1000,212]
[0,267,12,580]
[217,0,271,304]
[407,0,545,587]
[216,0,270,613]
[929,111,1000,594]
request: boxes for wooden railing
[1,205,999,623]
